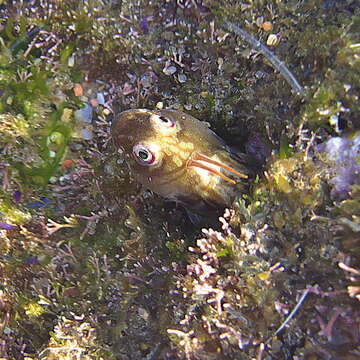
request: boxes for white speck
[156,102,164,109]
[344,84,351,92]
[329,115,340,133]
[68,55,75,67]
[318,109,331,116]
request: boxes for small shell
[266,34,280,46]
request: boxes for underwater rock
[317,134,360,200]
[245,132,272,167]
[74,103,93,123]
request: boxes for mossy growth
[0,19,79,187]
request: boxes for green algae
[0,19,78,187]
[0,1,359,359]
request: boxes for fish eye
[133,144,156,166]
[158,116,174,127]
[151,114,175,128]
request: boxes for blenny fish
[111,109,255,216]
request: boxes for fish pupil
[139,150,149,160]
[159,116,170,124]
[133,144,155,165]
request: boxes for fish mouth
[187,152,248,184]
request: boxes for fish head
[111,109,250,211]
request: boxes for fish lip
[187,151,248,184]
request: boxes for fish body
[111,109,254,215]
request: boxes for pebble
[177,73,187,83]
[75,103,93,123]
[262,21,273,32]
[163,65,177,75]
[141,73,153,88]
[79,127,93,140]
[104,163,114,175]
[162,31,174,40]
[96,92,105,105]
[156,102,164,109]
[73,83,83,96]
[61,108,73,123]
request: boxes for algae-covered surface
[0,1,359,359]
